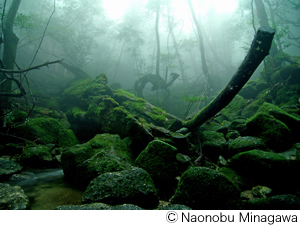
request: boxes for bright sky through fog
[102,0,237,19]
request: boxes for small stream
[6,168,84,210]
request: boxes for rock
[0,158,22,181]
[0,183,29,210]
[245,112,292,151]
[238,79,268,99]
[21,145,59,169]
[226,131,240,140]
[228,149,299,192]
[56,203,143,210]
[221,95,247,121]
[170,167,241,209]
[252,185,272,198]
[58,129,79,147]
[199,131,227,162]
[228,136,265,157]
[257,102,300,143]
[135,140,179,198]
[219,167,251,190]
[9,171,36,181]
[14,117,65,144]
[157,204,192,210]
[81,167,159,209]
[61,133,133,187]
[244,194,300,210]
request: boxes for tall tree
[0,0,22,111]
[154,0,161,76]
[254,0,279,56]
[187,0,211,86]
[166,4,188,84]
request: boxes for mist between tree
[0,0,299,119]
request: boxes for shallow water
[6,168,83,210]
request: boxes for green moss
[15,117,64,144]
[170,167,240,209]
[221,95,248,120]
[58,129,79,147]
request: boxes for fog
[1,0,299,117]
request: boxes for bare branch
[0,59,63,74]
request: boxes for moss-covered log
[183,26,275,130]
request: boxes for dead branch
[0,59,62,74]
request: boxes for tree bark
[0,0,22,110]
[187,0,211,84]
[254,0,278,56]
[183,26,275,130]
[167,5,188,84]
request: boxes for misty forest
[0,0,300,210]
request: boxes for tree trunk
[0,0,22,111]
[155,1,160,76]
[254,0,279,56]
[167,5,188,84]
[187,0,211,85]
[183,27,275,130]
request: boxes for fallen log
[183,26,276,130]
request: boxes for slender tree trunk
[264,0,283,52]
[155,1,160,76]
[112,40,126,82]
[254,0,278,56]
[167,5,188,84]
[183,27,275,130]
[0,0,22,111]
[187,0,211,85]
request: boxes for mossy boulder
[241,99,264,118]
[245,112,292,151]
[14,117,64,144]
[135,140,179,198]
[221,95,248,121]
[219,167,251,190]
[81,167,159,209]
[257,102,300,142]
[228,136,265,157]
[0,183,29,210]
[238,79,268,99]
[170,167,241,209]
[199,131,227,162]
[58,129,79,148]
[62,73,113,110]
[61,133,133,187]
[21,145,59,169]
[244,194,300,210]
[229,150,299,192]
[56,203,143,210]
[0,158,22,181]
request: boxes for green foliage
[181,93,208,103]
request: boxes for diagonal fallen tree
[183,26,276,130]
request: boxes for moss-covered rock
[199,131,227,162]
[245,112,292,151]
[14,117,64,144]
[135,140,179,198]
[0,158,22,181]
[228,136,265,157]
[219,167,251,190]
[221,95,248,121]
[241,99,264,118]
[81,167,159,209]
[61,133,133,187]
[170,167,241,209]
[238,79,268,99]
[58,129,79,148]
[21,145,59,169]
[56,203,143,210]
[0,183,29,210]
[244,194,300,210]
[229,150,299,192]
[257,102,300,142]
